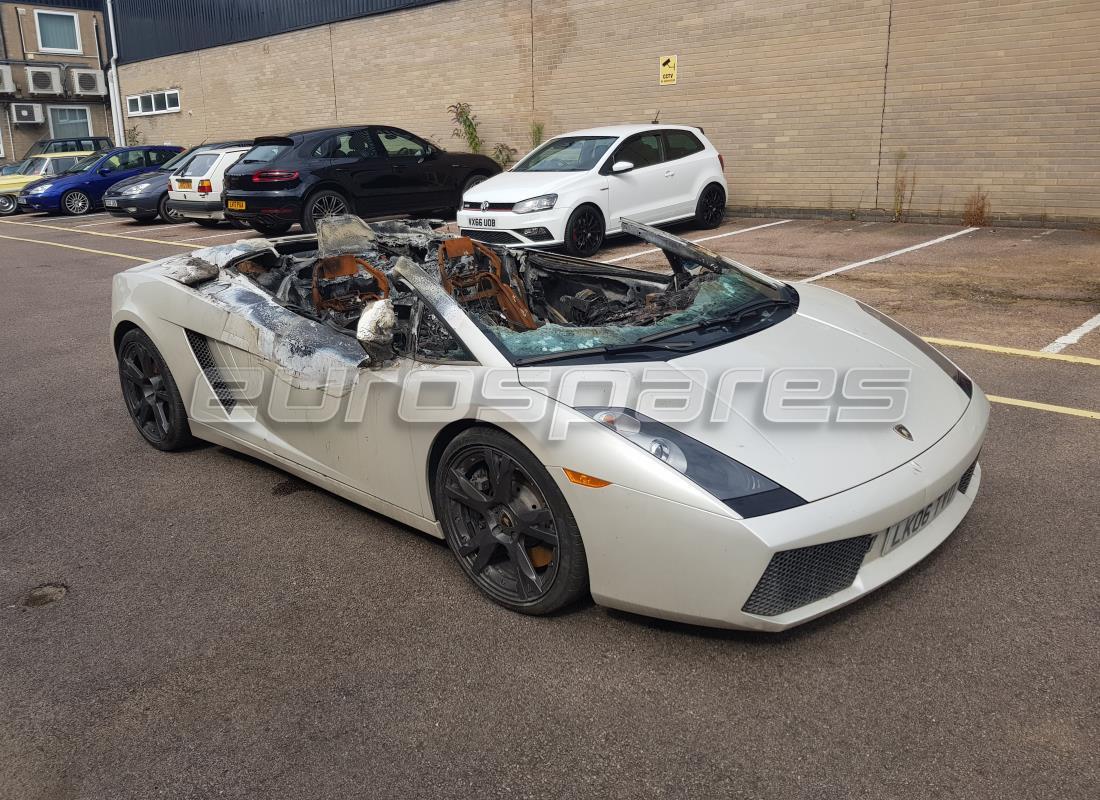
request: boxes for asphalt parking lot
[1,211,1097,799]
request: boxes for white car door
[657,130,711,221]
[605,132,669,230]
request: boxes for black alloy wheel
[302,190,349,233]
[564,205,604,257]
[436,429,588,614]
[695,183,726,229]
[117,329,193,451]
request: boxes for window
[312,132,377,159]
[179,153,219,178]
[44,156,80,176]
[126,90,181,117]
[146,149,176,166]
[47,107,91,139]
[664,130,705,160]
[375,128,427,158]
[613,134,664,169]
[101,150,147,173]
[513,136,616,173]
[35,10,81,55]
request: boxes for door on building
[48,106,92,139]
[370,127,451,214]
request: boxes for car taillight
[197,179,212,193]
[252,170,298,183]
[718,153,725,170]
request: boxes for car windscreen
[239,143,290,165]
[512,136,617,172]
[65,154,102,173]
[157,147,199,171]
[178,153,220,178]
[10,158,39,175]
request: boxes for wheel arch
[111,318,142,354]
[424,419,505,520]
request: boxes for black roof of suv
[22,137,114,159]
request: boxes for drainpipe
[104,0,124,145]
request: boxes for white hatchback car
[167,145,249,227]
[457,124,728,256]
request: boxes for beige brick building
[117,0,1100,225]
[0,2,112,160]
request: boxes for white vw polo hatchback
[457,124,728,257]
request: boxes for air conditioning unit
[0,65,14,95]
[11,103,45,125]
[70,68,106,96]
[25,66,62,95]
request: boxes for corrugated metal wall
[112,0,446,64]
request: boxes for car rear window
[664,131,705,159]
[240,144,290,164]
[179,153,220,178]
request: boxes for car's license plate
[227,200,246,211]
[881,483,958,555]
[105,199,118,207]
[177,179,192,190]
[466,217,495,228]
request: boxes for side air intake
[185,330,236,412]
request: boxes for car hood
[462,170,593,203]
[517,285,970,503]
[0,174,38,192]
[107,171,167,194]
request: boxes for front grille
[459,228,521,245]
[742,534,874,617]
[958,458,978,494]
[462,201,512,211]
[185,330,236,412]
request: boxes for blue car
[18,145,182,216]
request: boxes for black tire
[157,193,186,224]
[694,183,726,229]
[563,204,605,257]
[0,194,19,216]
[193,219,222,228]
[434,427,589,615]
[117,328,195,452]
[249,220,293,236]
[301,189,349,233]
[462,172,490,194]
[61,190,92,216]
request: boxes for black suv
[223,125,501,235]
[23,136,114,158]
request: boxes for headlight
[581,407,805,518]
[122,182,151,195]
[512,194,557,214]
[858,302,972,397]
[27,183,52,194]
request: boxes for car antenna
[651,110,661,124]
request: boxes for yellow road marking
[0,218,193,249]
[0,233,147,262]
[988,395,1100,420]
[925,336,1100,366]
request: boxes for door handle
[664,170,675,177]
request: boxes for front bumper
[17,194,61,212]
[456,207,566,247]
[168,198,225,220]
[104,192,159,216]
[554,391,989,631]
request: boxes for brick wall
[117,0,1100,223]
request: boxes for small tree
[529,120,545,149]
[491,142,518,167]
[447,101,482,154]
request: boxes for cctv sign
[660,55,677,85]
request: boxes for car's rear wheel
[158,193,186,223]
[563,204,605,257]
[249,220,293,236]
[117,328,194,452]
[435,428,589,615]
[301,190,349,233]
[61,190,91,216]
[0,194,19,216]
[695,183,726,229]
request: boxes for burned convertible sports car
[110,217,987,631]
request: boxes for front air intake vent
[958,459,978,494]
[185,330,237,412]
[742,534,874,617]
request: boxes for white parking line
[1041,312,1100,354]
[801,227,978,283]
[602,219,791,263]
[177,230,260,243]
[27,212,107,224]
[75,218,134,228]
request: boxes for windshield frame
[511,135,619,173]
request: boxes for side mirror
[356,298,396,366]
[611,160,635,174]
[98,167,111,175]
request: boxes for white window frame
[46,104,93,139]
[125,90,181,117]
[34,9,83,56]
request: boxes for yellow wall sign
[660,55,677,85]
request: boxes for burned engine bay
[210,216,782,364]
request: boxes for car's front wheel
[61,190,91,216]
[435,428,589,615]
[117,328,194,451]
[158,193,186,224]
[0,194,19,216]
[301,189,349,233]
[563,204,605,257]
[694,183,726,229]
